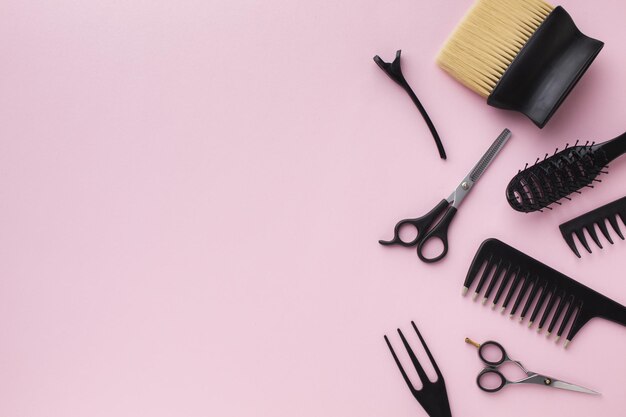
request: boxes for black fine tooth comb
[506,131,626,212]
[384,322,452,417]
[462,239,626,347]
[560,196,626,257]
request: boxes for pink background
[1,0,625,416]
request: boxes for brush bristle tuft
[436,0,554,97]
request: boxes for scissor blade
[468,128,512,183]
[551,379,600,395]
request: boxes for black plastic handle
[486,7,603,128]
[476,368,507,393]
[379,199,449,247]
[599,297,626,329]
[416,207,457,263]
[595,131,626,162]
[478,341,507,366]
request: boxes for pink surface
[1,0,625,416]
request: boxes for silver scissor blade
[469,128,512,183]
[551,379,600,395]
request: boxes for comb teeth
[462,239,626,347]
[559,196,626,257]
[465,255,575,345]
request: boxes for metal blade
[551,379,600,395]
[469,129,512,183]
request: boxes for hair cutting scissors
[379,128,512,263]
[465,338,599,394]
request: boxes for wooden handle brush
[436,0,603,128]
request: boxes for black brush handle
[486,7,604,128]
[594,131,626,163]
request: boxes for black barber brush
[437,0,603,128]
[506,131,626,213]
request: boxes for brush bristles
[436,0,554,97]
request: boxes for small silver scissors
[379,128,512,263]
[465,338,599,395]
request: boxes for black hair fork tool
[384,322,452,417]
[380,129,511,263]
[373,50,447,159]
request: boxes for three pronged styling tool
[506,131,626,212]
[384,322,452,417]
[560,196,626,257]
[462,239,626,348]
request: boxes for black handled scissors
[379,129,512,263]
[465,338,599,394]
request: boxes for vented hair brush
[463,239,626,347]
[506,131,626,212]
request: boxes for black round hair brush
[506,131,626,212]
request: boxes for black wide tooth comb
[462,239,626,347]
[559,196,626,257]
[506,131,626,213]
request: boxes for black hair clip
[374,50,446,160]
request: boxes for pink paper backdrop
[1,0,625,416]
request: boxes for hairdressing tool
[436,0,603,128]
[506,131,626,212]
[464,338,599,394]
[384,322,452,417]
[374,50,446,159]
[462,238,626,347]
[379,128,511,263]
[560,196,626,257]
